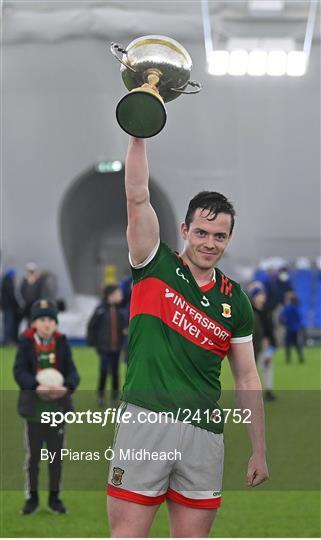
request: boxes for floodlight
[208,50,229,75]
[228,50,248,76]
[267,50,287,76]
[286,51,307,77]
[248,50,268,76]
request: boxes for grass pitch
[0,345,320,537]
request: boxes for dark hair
[185,191,235,234]
[103,285,119,300]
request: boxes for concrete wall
[3,16,320,303]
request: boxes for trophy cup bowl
[110,35,202,138]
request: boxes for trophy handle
[110,43,137,73]
[170,80,202,94]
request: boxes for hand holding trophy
[110,35,202,138]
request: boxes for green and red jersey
[122,241,253,433]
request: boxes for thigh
[25,421,45,459]
[46,424,65,454]
[99,352,108,372]
[110,352,120,370]
[107,496,160,537]
[107,404,173,498]
[169,424,224,509]
[167,499,217,537]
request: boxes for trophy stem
[144,68,162,88]
[147,73,160,87]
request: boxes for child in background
[279,291,305,363]
[14,299,80,515]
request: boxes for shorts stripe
[107,484,166,506]
[166,488,221,509]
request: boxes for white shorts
[107,403,224,509]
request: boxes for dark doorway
[59,166,178,295]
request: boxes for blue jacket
[279,304,303,332]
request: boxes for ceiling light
[286,51,307,77]
[228,50,248,76]
[248,50,268,76]
[208,50,229,75]
[267,50,287,76]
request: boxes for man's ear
[181,223,188,241]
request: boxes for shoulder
[215,268,244,300]
[95,303,107,314]
[18,327,35,345]
[55,332,71,352]
[54,330,65,340]
[130,240,174,269]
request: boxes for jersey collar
[175,252,216,292]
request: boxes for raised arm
[125,137,160,266]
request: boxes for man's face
[181,209,232,270]
[33,317,57,339]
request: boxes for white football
[36,368,64,386]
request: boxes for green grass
[1,345,320,537]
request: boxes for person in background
[279,291,305,363]
[0,267,21,344]
[118,274,132,363]
[248,281,277,401]
[248,283,266,360]
[87,285,125,406]
[20,262,42,324]
[13,299,80,515]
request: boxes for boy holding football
[14,299,80,515]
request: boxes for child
[14,299,80,515]
[87,285,125,406]
[279,291,305,363]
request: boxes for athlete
[107,137,269,537]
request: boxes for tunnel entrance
[59,165,178,295]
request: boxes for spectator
[0,267,21,344]
[39,271,58,302]
[20,263,42,324]
[87,285,125,406]
[248,282,277,401]
[248,283,266,359]
[279,291,305,363]
[118,275,132,363]
[13,299,80,515]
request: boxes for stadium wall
[3,33,320,304]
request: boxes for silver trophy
[110,35,202,138]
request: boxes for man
[107,137,268,537]
[87,285,125,406]
[0,267,21,344]
[20,262,42,324]
[248,281,277,401]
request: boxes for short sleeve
[130,241,167,284]
[230,289,254,343]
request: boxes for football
[36,368,64,386]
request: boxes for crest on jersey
[221,303,232,318]
[111,467,124,486]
